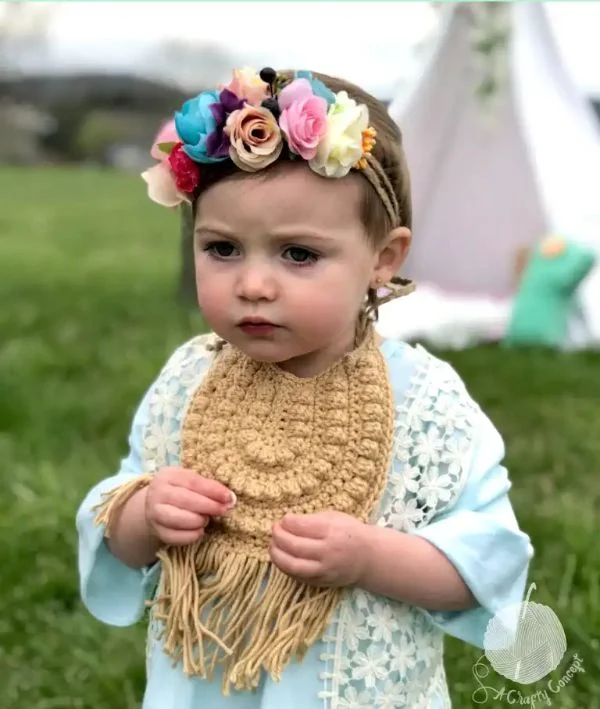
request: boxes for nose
[235,262,277,302]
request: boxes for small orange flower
[355,126,377,170]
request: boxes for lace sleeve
[76,333,218,626]
[410,410,534,648]
[76,386,161,626]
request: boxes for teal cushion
[504,237,596,348]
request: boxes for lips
[238,317,277,327]
[237,317,279,336]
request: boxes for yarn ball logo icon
[483,583,567,684]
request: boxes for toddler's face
[193,163,379,377]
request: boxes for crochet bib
[96,328,395,694]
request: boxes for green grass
[1,165,598,708]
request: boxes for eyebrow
[194,226,339,244]
[194,225,234,238]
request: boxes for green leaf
[157,141,176,154]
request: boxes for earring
[374,275,416,306]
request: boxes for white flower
[343,606,370,651]
[390,635,418,675]
[145,421,180,460]
[141,162,188,208]
[439,434,468,477]
[393,428,413,467]
[338,686,373,709]
[412,428,445,467]
[353,646,388,688]
[308,91,368,178]
[389,497,425,531]
[375,679,408,708]
[149,380,181,422]
[418,467,453,510]
[398,463,422,495]
[367,602,399,644]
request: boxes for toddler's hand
[145,467,235,546]
[269,511,369,588]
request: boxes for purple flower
[206,89,246,158]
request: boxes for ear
[371,226,412,286]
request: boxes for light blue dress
[76,338,534,708]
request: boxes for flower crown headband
[142,67,401,228]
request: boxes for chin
[239,342,295,364]
[237,338,314,366]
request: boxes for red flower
[168,142,201,193]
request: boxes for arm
[104,486,161,569]
[357,526,477,610]
[271,409,533,648]
[76,389,161,627]
[77,334,222,626]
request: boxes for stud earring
[374,276,416,306]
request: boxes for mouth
[237,317,280,335]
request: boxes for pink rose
[278,79,328,160]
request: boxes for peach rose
[222,67,269,106]
[225,105,283,172]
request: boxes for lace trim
[142,333,217,667]
[140,333,218,473]
[321,345,479,708]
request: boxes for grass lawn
[1,165,598,708]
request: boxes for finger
[152,504,206,531]
[271,523,323,561]
[155,525,205,546]
[280,513,328,539]
[165,486,231,517]
[174,470,235,507]
[269,543,322,581]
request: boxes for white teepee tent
[385,2,600,349]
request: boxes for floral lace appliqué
[319,345,480,709]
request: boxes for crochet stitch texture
[94,327,395,693]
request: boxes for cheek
[195,268,230,322]
[288,275,364,330]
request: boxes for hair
[192,70,413,347]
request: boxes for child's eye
[283,246,319,265]
[204,241,239,259]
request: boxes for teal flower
[295,70,336,106]
[174,90,228,164]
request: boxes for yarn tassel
[92,478,342,694]
[151,539,342,694]
[92,474,153,537]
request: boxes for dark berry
[259,67,277,86]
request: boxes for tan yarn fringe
[152,541,342,693]
[92,474,153,537]
[92,477,343,693]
